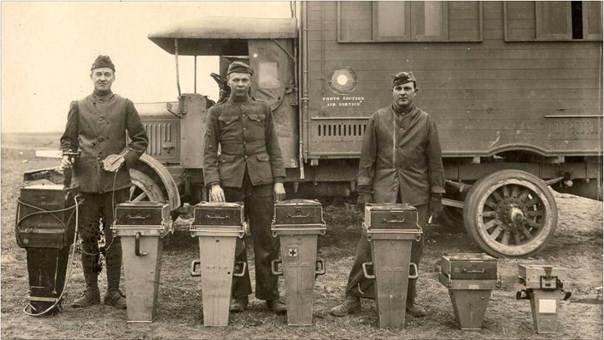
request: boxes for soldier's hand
[274,182,286,201]
[430,194,444,221]
[209,185,225,202]
[59,155,72,171]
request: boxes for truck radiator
[143,120,180,163]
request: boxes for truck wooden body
[125,1,602,257]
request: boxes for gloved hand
[102,154,125,172]
[356,185,373,209]
[430,194,444,221]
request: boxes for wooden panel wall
[304,1,602,157]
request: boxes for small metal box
[518,264,568,290]
[114,202,171,226]
[441,253,498,280]
[364,203,419,230]
[193,202,245,227]
[273,199,324,226]
[16,184,75,249]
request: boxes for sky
[1,1,292,133]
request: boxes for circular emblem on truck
[328,67,357,94]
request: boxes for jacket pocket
[247,113,266,122]
[256,153,270,162]
[218,114,240,126]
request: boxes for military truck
[127,1,603,257]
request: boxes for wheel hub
[496,198,526,230]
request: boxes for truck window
[338,1,481,42]
[505,1,602,41]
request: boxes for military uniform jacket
[358,105,445,206]
[203,96,285,188]
[60,92,148,193]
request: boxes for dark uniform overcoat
[345,104,445,302]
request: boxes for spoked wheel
[128,168,166,203]
[464,170,558,257]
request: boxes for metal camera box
[441,253,498,280]
[364,203,419,230]
[518,264,568,289]
[16,184,75,249]
[114,202,171,226]
[193,202,245,226]
[273,199,323,226]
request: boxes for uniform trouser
[223,173,280,301]
[78,188,129,292]
[344,204,428,303]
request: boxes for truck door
[248,39,298,169]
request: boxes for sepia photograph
[1,1,602,339]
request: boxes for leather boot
[266,298,287,315]
[229,296,249,313]
[406,279,427,317]
[71,249,100,308]
[104,290,127,309]
[104,237,126,309]
[330,296,361,317]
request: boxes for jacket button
[244,155,247,159]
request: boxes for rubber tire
[463,169,558,258]
[129,168,166,203]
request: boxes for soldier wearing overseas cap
[203,61,288,314]
[330,71,445,318]
[60,55,148,309]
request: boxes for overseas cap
[392,71,416,87]
[91,55,115,72]
[227,61,254,76]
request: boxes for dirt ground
[1,134,602,339]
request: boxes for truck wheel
[129,168,166,203]
[463,169,558,257]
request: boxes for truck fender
[135,154,181,211]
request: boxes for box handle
[127,214,150,220]
[233,261,247,277]
[135,232,148,257]
[409,263,419,279]
[462,268,486,274]
[205,214,228,220]
[516,289,529,300]
[382,217,406,224]
[288,208,310,218]
[271,259,283,276]
[190,260,201,277]
[563,291,572,300]
[315,258,326,276]
[362,262,375,279]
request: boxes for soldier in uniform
[60,55,148,309]
[330,72,445,318]
[203,61,287,314]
